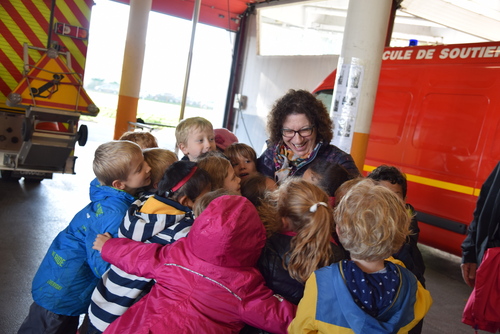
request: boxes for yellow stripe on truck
[57,0,88,69]
[364,165,480,197]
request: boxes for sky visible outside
[84,0,235,104]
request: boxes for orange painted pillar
[113,0,152,139]
[330,0,392,173]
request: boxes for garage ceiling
[257,0,500,46]
[112,0,500,45]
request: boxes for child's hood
[89,177,134,203]
[187,195,266,267]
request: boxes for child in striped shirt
[87,160,211,333]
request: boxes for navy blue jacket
[462,161,500,265]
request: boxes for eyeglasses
[281,126,314,138]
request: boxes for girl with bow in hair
[241,178,345,334]
[257,178,345,305]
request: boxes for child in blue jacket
[87,160,211,333]
[289,178,432,334]
[18,140,151,334]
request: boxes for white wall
[232,12,339,155]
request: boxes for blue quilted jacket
[31,178,135,316]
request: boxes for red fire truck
[0,0,98,181]
[313,41,500,256]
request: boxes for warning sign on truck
[8,49,97,115]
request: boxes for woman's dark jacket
[257,141,359,180]
[462,161,500,265]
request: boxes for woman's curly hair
[267,89,333,145]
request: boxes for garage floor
[0,120,476,333]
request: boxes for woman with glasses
[257,89,359,183]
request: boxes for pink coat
[462,247,500,333]
[101,195,296,334]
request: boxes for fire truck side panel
[314,42,500,256]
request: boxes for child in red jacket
[93,195,296,334]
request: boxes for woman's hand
[461,262,477,287]
[93,232,112,252]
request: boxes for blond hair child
[119,131,159,149]
[175,117,216,161]
[87,160,210,332]
[224,143,258,180]
[19,141,151,334]
[367,165,427,334]
[289,178,432,334]
[334,176,364,207]
[197,152,241,194]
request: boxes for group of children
[19,116,432,334]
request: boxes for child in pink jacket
[93,195,296,333]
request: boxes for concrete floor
[0,120,481,333]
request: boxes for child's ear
[111,179,126,190]
[178,143,189,155]
[178,195,195,208]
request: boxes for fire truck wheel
[78,124,88,146]
[22,118,32,141]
